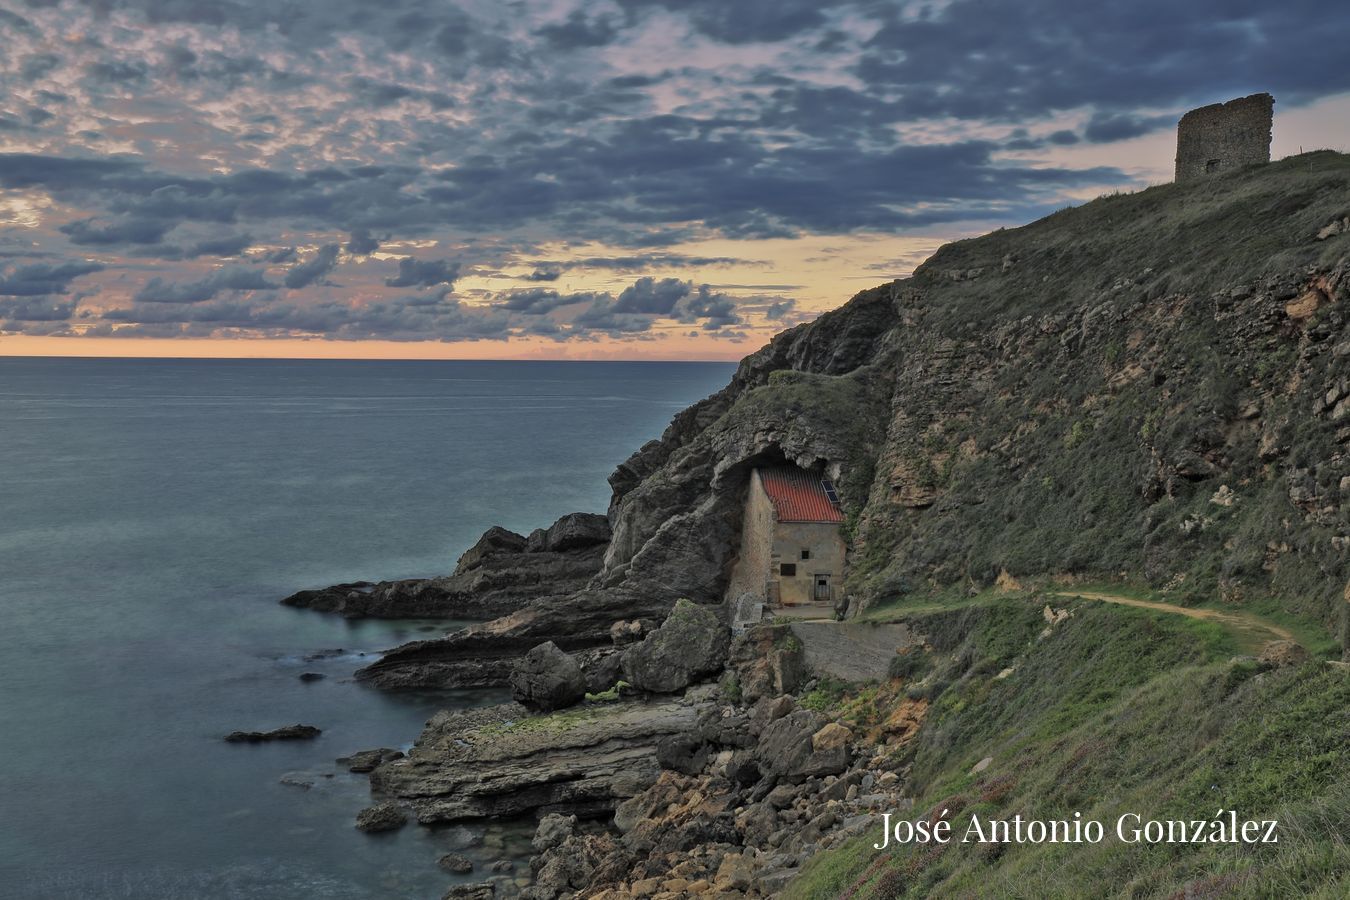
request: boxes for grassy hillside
[839,152,1350,639]
[785,596,1350,898]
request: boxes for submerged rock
[355,801,408,833]
[437,852,474,874]
[224,724,321,743]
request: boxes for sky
[1,1,1348,360]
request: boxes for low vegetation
[784,595,1350,898]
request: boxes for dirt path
[1052,590,1295,645]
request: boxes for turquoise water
[0,357,733,898]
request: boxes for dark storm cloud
[187,233,253,258]
[283,244,340,289]
[346,77,456,111]
[523,266,562,282]
[857,0,1350,124]
[525,254,745,274]
[0,8,37,35]
[346,229,380,256]
[20,52,62,82]
[611,277,690,315]
[83,58,149,86]
[103,287,516,342]
[135,265,277,303]
[679,285,740,329]
[616,0,843,44]
[495,287,599,315]
[59,217,174,246]
[0,296,77,321]
[384,257,461,288]
[534,11,620,49]
[0,261,104,296]
[1083,112,1177,144]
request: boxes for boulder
[621,599,728,694]
[443,886,495,900]
[438,852,474,874]
[1257,640,1308,668]
[509,641,586,711]
[355,801,407,833]
[537,512,612,553]
[574,646,625,694]
[342,747,405,773]
[655,734,711,776]
[224,724,321,743]
[756,710,851,781]
[532,813,577,852]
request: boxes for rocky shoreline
[282,513,611,621]
[341,602,921,899]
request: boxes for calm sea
[0,357,733,899]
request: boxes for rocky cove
[280,153,1350,898]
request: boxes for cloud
[187,233,252,258]
[4,0,1349,349]
[346,229,380,255]
[0,261,104,296]
[611,277,691,315]
[617,0,842,44]
[0,296,78,321]
[135,265,277,303]
[59,217,174,246]
[524,266,562,282]
[385,257,461,288]
[535,11,620,49]
[495,287,599,315]
[283,244,340,289]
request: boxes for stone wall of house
[725,469,776,604]
[771,520,847,606]
[1174,93,1273,182]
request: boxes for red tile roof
[758,467,844,523]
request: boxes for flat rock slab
[370,685,716,824]
[788,622,923,683]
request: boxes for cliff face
[361,151,1350,688]
[598,150,1350,626]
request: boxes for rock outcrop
[283,514,610,620]
[368,687,717,824]
[224,724,321,743]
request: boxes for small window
[800,549,810,560]
[780,563,797,577]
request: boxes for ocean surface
[0,357,734,899]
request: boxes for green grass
[784,599,1350,899]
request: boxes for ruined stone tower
[1174,93,1273,182]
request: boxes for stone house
[726,466,847,609]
